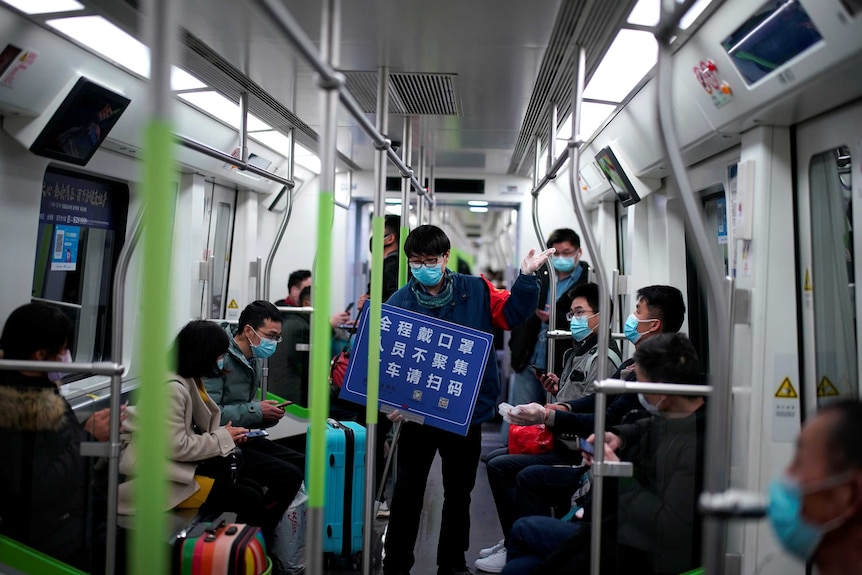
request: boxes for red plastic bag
[480,274,511,331]
[508,424,555,455]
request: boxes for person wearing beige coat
[118,320,299,548]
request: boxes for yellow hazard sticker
[228,299,239,309]
[775,377,798,399]
[803,268,812,292]
[817,376,839,397]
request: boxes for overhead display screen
[721,0,823,86]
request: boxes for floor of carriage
[325,421,506,575]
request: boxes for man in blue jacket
[382,225,552,575]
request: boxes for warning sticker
[228,299,239,309]
[775,377,798,398]
[225,292,241,321]
[803,268,812,292]
[817,376,839,397]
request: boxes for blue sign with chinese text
[339,303,493,436]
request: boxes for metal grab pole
[104,206,143,574]
[398,118,412,288]
[363,64,389,575]
[306,2,340,574]
[655,27,732,575]
[531,137,558,390]
[561,44,613,575]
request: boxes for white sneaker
[478,539,505,559]
[474,548,506,573]
[376,500,390,518]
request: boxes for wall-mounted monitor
[29,77,130,166]
[594,146,640,207]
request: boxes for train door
[203,181,237,319]
[795,101,862,415]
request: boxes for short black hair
[633,333,702,386]
[172,320,230,379]
[238,300,282,332]
[821,401,862,473]
[403,225,450,258]
[569,282,613,319]
[298,286,311,306]
[384,215,402,241]
[637,285,686,333]
[0,302,74,360]
[288,270,312,290]
[546,228,581,250]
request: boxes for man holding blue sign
[380,225,553,575]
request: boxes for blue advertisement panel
[39,169,115,230]
[50,224,79,271]
[339,303,493,436]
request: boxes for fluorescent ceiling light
[627,0,714,29]
[385,198,402,204]
[46,16,207,90]
[468,200,488,207]
[249,132,321,174]
[48,15,149,77]
[171,67,206,91]
[179,91,272,131]
[583,29,657,103]
[556,102,618,143]
[469,206,489,213]
[3,0,83,14]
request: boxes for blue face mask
[569,315,595,342]
[551,256,576,273]
[216,357,225,371]
[624,313,655,344]
[768,474,852,561]
[248,328,277,359]
[412,264,444,287]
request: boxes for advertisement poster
[50,224,79,271]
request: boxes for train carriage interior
[1,0,861,574]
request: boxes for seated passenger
[501,333,706,575]
[477,283,620,573]
[118,320,299,548]
[269,285,312,405]
[767,400,862,574]
[0,303,109,573]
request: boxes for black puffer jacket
[0,372,100,571]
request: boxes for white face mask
[638,393,662,416]
[47,349,72,382]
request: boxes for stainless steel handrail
[655,1,732,573]
[593,378,713,396]
[0,360,124,375]
[177,134,296,188]
[30,297,83,310]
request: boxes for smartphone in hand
[578,437,594,455]
[276,400,293,409]
[345,302,355,313]
[245,429,269,438]
[530,364,547,378]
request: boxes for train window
[32,166,129,370]
[204,181,236,320]
[808,146,857,405]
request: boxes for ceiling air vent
[342,71,461,116]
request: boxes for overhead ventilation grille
[342,71,461,116]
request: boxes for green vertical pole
[132,0,176,573]
[398,225,409,287]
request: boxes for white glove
[507,402,547,426]
[520,247,556,275]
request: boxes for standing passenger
[508,228,589,406]
[382,224,551,575]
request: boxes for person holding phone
[119,320,301,550]
[502,334,706,575]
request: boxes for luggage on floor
[311,418,366,556]
[172,511,269,575]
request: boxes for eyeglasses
[408,255,444,270]
[566,308,595,321]
[252,327,283,343]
